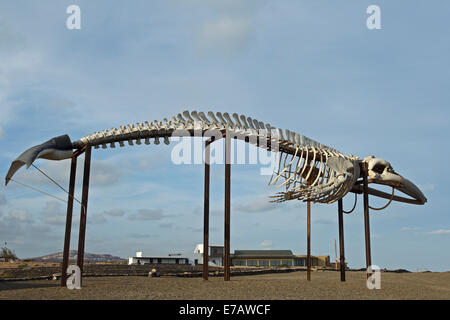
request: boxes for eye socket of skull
[371,164,386,174]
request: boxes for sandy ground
[1,271,449,300]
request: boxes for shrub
[1,247,18,262]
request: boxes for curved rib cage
[268,147,359,204]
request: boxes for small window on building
[259,260,269,267]
[247,260,258,266]
[294,258,306,266]
[270,260,281,267]
[282,260,292,266]
[233,260,246,266]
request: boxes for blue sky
[0,1,449,271]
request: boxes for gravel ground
[1,271,449,300]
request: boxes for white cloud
[178,0,264,15]
[0,194,6,206]
[3,209,33,223]
[41,200,107,225]
[418,183,435,192]
[104,209,125,217]
[126,233,154,239]
[191,0,265,57]
[42,201,66,225]
[400,226,421,232]
[128,209,165,221]
[234,198,276,213]
[197,17,253,57]
[89,214,107,225]
[259,240,272,248]
[313,218,334,225]
[90,161,123,186]
[160,222,174,229]
[137,158,153,169]
[0,22,44,128]
[10,158,123,189]
[425,229,450,235]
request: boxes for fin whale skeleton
[5,110,427,205]
[4,109,428,285]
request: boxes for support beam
[224,131,231,281]
[61,156,77,287]
[203,140,211,280]
[307,199,311,281]
[350,184,422,205]
[334,239,337,271]
[362,163,372,277]
[77,145,92,284]
[338,199,346,282]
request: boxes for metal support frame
[224,130,231,281]
[77,145,92,284]
[361,163,372,276]
[55,129,388,288]
[60,156,78,287]
[306,199,311,281]
[338,199,346,282]
[203,139,212,280]
[58,131,379,287]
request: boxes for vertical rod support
[61,156,77,287]
[77,145,92,283]
[203,140,211,280]
[307,199,311,281]
[338,199,346,282]
[224,131,231,281]
[362,163,372,276]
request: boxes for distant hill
[29,250,124,263]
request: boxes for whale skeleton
[5,110,427,205]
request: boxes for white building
[128,251,189,265]
[194,244,224,266]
